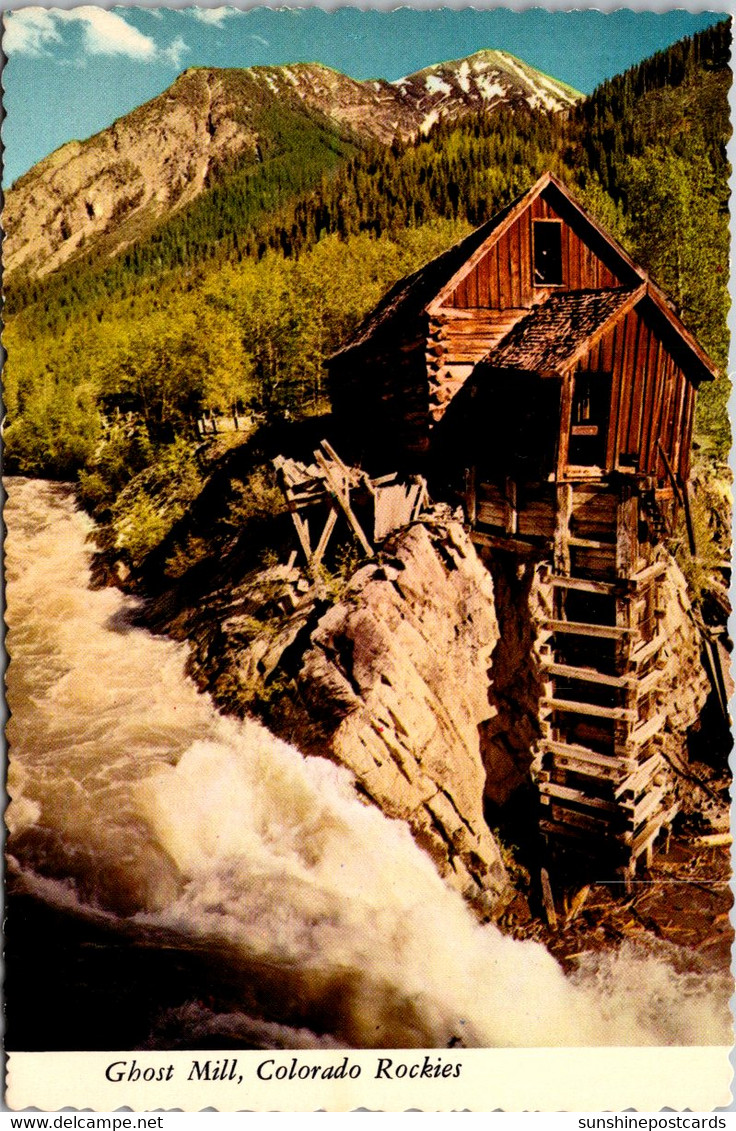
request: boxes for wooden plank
[568,225,581,289]
[540,818,624,844]
[548,574,618,595]
[483,246,495,308]
[669,368,687,487]
[542,661,636,689]
[630,632,666,669]
[642,337,665,475]
[553,481,572,573]
[519,208,532,305]
[540,737,628,770]
[636,323,654,458]
[547,806,627,836]
[568,535,616,550]
[614,752,665,799]
[653,354,676,479]
[605,321,622,467]
[505,477,518,535]
[510,217,522,307]
[467,258,478,308]
[629,712,665,747]
[470,530,545,555]
[540,781,621,814]
[540,867,558,931]
[291,510,313,564]
[545,619,632,639]
[630,561,667,589]
[498,230,511,309]
[314,451,375,559]
[477,501,506,527]
[543,754,626,784]
[616,311,638,462]
[624,315,645,457]
[640,334,662,474]
[311,507,338,567]
[631,801,679,855]
[541,697,638,723]
[681,383,696,483]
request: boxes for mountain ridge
[3,50,582,281]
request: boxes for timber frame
[327,171,722,882]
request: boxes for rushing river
[4,477,730,1050]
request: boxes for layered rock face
[655,555,712,751]
[4,69,260,279]
[295,519,513,915]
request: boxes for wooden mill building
[327,171,718,880]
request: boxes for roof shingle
[485,288,635,373]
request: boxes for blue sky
[2,5,727,187]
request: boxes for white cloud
[4,9,62,57]
[60,7,157,60]
[162,35,189,68]
[250,34,270,47]
[189,8,240,28]
[4,7,189,66]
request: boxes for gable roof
[328,171,717,383]
[484,287,641,376]
[328,197,519,361]
[426,170,642,314]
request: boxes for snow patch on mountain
[425,75,453,96]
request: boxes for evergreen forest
[3,20,731,571]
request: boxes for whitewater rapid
[5,477,730,1048]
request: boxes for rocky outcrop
[294,519,513,915]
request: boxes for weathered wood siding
[330,339,432,470]
[426,308,527,423]
[445,192,621,311]
[569,302,694,483]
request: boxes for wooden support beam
[614,752,665,799]
[553,482,572,574]
[630,632,666,669]
[541,697,638,723]
[547,574,618,595]
[540,738,634,774]
[539,781,622,814]
[465,466,477,527]
[568,535,616,550]
[314,450,375,559]
[541,660,636,690]
[629,712,665,747]
[311,508,339,568]
[544,619,633,640]
[630,561,667,590]
[540,868,558,931]
[505,476,518,535]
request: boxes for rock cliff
[294,519,513,915]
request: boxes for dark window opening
[533,220,563,285]
[568,371,611,467]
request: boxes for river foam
[5,477,731,1048]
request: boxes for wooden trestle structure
[274,440,428,572]
[469,478,681,882]
[534,483,675,882]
